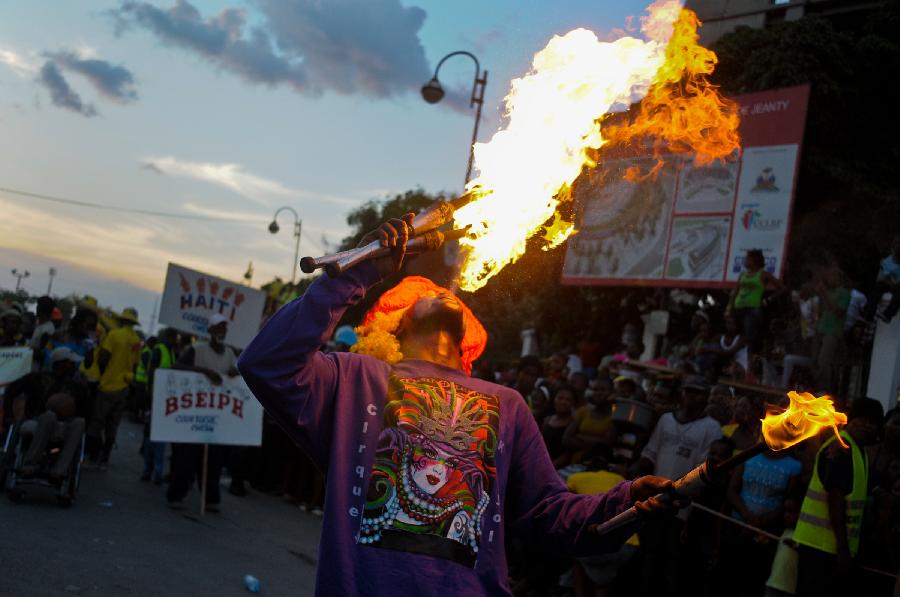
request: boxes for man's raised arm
[237,261,382,462]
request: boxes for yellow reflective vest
[134,346,151,384]
[793,431,867,556]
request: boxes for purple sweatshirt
[238,262,633,596]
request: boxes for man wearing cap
[238,215,677,596]
[6,347,87,480]
[635,375,722,595]
[167,313,239,510]
[0,303,26,347]
[88,307,141,466]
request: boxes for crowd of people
[1,240,899,596]
[0,295,325,516]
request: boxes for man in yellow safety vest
[794,397,883,595]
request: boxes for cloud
[110,0,436,100]
[141,156,295,205]
[46,51,138,103]
[0,48,37,77]
[37,61,98,117]
[142,155,361,206]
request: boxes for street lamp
[421,51,488,187]
[11,268,30,292]
[268,207,302,284]
[47,267,57,295]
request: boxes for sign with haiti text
[159,263,266,349]
[150,369,262,446]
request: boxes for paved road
[0,421,322,596]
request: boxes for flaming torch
[591,392,849,537]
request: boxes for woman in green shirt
[727,249,783,356]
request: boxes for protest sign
[158,263,266,349]
[150,369,263,446]
[0,347,33,396]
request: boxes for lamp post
[421,51,488,188]
[47,267,57,295]
[11,268,30,292]
[268,207,302,284]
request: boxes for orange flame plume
[452,0,740,292]
[761,391,849,451]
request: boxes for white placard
[0,347,33,397]
[150,369,263,446]
[159,263,266,349]
[725,144,799,281]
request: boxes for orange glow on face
[452,1,740,292]
[761,391,849,450]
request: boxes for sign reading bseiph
[561,84,810,288]
[150,369,263,446]
[159,263,266,349]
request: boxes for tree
[710,3,900,287]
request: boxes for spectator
[528,383,553,425]
[167,314,239,511]
[541,385,576,468]
[723,396,764,453]
[727,249,784,357]
[87,307,141,467]
[719,313,749,375]
[813,265,850,390]
[577,331,602,380]
[563,377,616,464]
[133,335,157,423]
[565,451,639,597]
[794,397,883,596]
[29,296,56,368]
[636,375,722,595]
[724,448,802,596]
[764,497,802,597]
[864,235,900,323]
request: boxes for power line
[0,185,330,254]
[0,185,268,223]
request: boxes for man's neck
[676,407,703,423]
[400,331,463,372]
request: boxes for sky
[0,0,648,328]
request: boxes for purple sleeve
[237,262,382,466]
[506,397,633,555]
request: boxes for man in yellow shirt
[87,308,141,467]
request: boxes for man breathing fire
[238,214,676,595]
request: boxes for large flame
[452,0,740,292]
[761,391,849,451]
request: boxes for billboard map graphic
[561,84,810,288]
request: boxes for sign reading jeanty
[159,263,266,349]
[150,369,263,446]
[561,84,810,288]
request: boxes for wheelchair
[0,419,85,506]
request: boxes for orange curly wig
[351,276,487,375]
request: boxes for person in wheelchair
[5,347,89,479]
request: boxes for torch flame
[452,0,740,292]
[761,391,849,451]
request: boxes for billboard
[150,370,263,446]
[562,84,810,288]
[159,263,266,349]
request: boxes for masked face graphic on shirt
[360,376,500,567]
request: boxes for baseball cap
[50,346,83,365]
[682,375,710,392]
[208,313,229,328]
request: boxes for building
[685,0,886,45]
